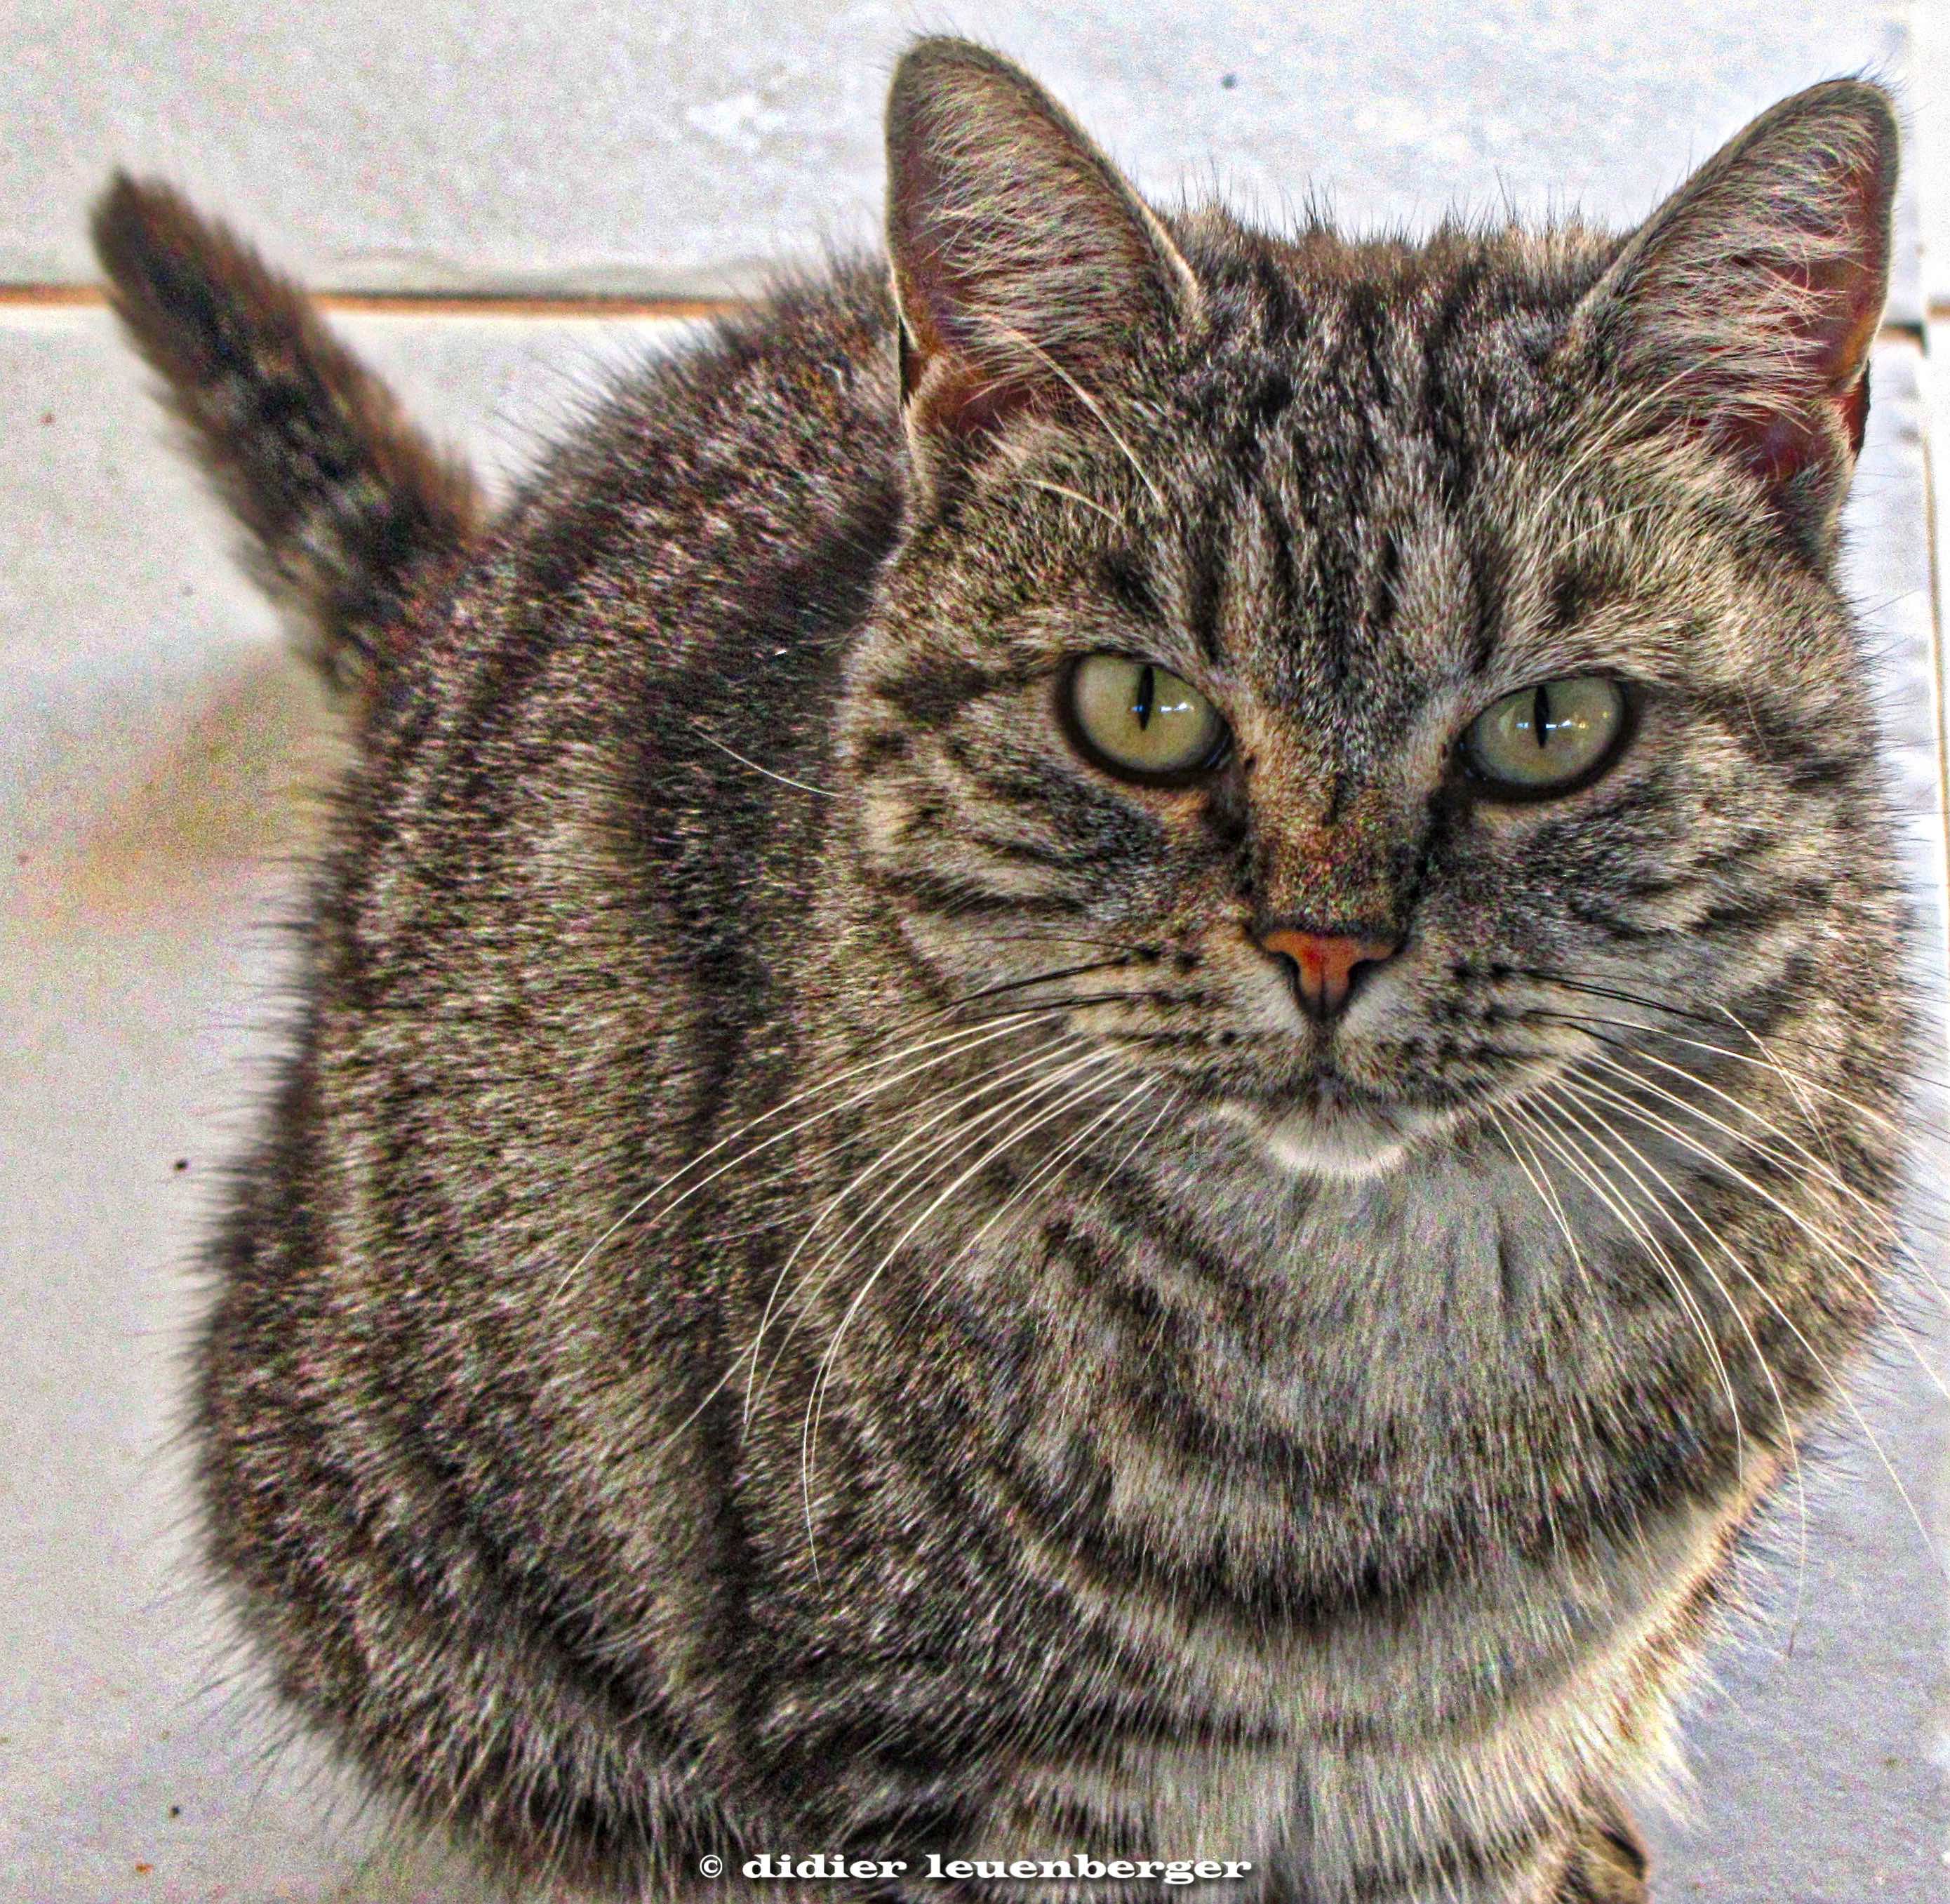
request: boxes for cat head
[839,38,1900,1179]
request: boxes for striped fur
[93,174,482,696]
[100,39,1908,1904]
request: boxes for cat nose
[1257,927,1400,1022]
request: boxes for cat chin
[1216,1103,1416,1181]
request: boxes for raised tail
[92,173,483,698]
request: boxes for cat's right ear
[884,38,1200,505]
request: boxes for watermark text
[722,1853,1254,1886]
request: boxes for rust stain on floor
[15,650,349,927]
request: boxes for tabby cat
[95,36,1908,1904]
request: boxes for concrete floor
[6,3,1949,1898]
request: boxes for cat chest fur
[705,1125,1750,1884]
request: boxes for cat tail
[91,173,483,699]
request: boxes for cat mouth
[1219,1067,1422,1180]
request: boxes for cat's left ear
[884,37,1201,504]
[1568,80,1898,562]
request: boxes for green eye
[1063,654,1227,782]
[1464,676,1629,795]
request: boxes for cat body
[96,41,1906,1904]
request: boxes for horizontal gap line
[0,282,740,319]
[1,280,1935,347]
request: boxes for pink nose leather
[1258,928,1400,1020]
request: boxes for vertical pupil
[1531,684,1550,748]
[1135,664,1156,731]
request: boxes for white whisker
[1508,1093,1750,1483]
[549,1012,1059,1305]
[585,1027,1084,1470]
[744,1039,1120,1424]
[739,1035,1095,1430]
[798,1056,1139,1571]
[1548,1079,1812,1605]
[692,725,845,798]
[1485,1104,1586,1279]
[1553,1072,1948,1592]
[994,322,1169,514]
[1024,477,1125,526]
[1562,1067,1950,1416]
[1575,1044,1935,1315]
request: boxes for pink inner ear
[921,368,1042,446]
[890,124,1074,449]
[1702,155,1886,491]
[1723,407,1830,491]
[886,53,1196,470]
[899,294,1045,448]
[1708,290,1876,495]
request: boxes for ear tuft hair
[1572,80,1898,560]
[884,38,1199,502]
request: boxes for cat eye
[1462,676,1629,796]
[1062,654,1228,783]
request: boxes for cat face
[841,46,1897,1180]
